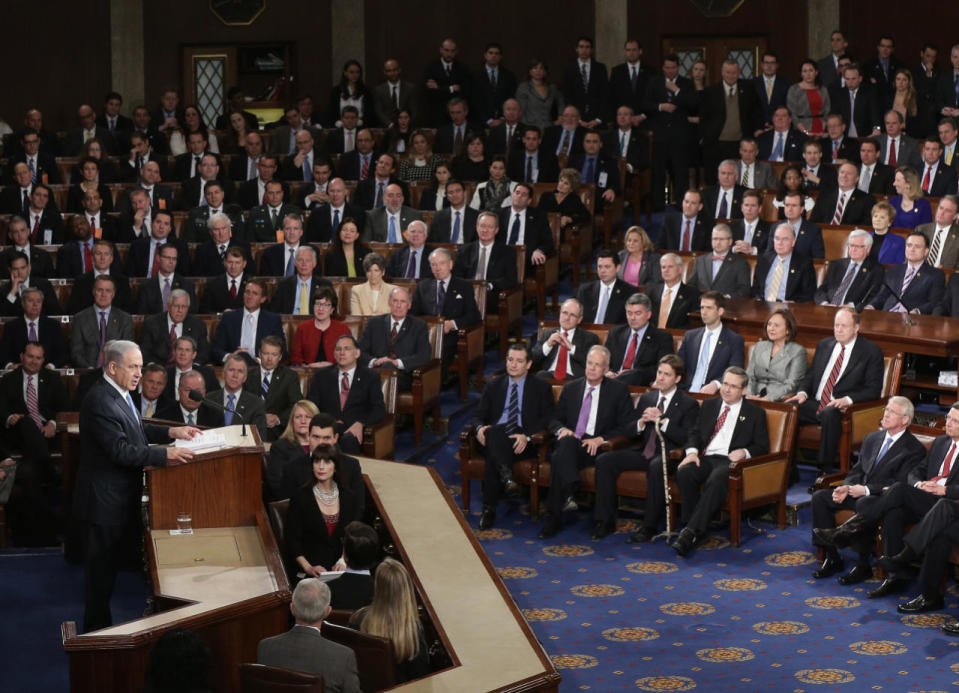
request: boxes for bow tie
[712,255,726,261]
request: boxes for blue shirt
[764,253,792,301]
[495,376,526,428]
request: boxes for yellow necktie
[145,401,154,418]
[948,146,954,167]
[766,260,785,302]
[298,280,309,314]
[658,287,672,329]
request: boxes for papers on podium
[174,430,227,452]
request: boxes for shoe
[503,480,521,499]
[879,545,918,576]
[812,556,845,579]
[942,621,959,636]
[538,517,560,539]
[897,594,945,613]
[627,526,658,544]
[838,563,873,585]
[867,578,910,599]
[479,506,496,530]
[591,521,615,540]
[562,495,578,513]
[672,528,703,557]
[813,514,869,548]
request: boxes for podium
[61,426,291,693]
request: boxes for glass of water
[176,511,193,534]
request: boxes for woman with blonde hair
[889,165,931,229]
[350,558,430,683]
[264,399,319,501]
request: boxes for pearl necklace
[313,482,339,506]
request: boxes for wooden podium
[61,426,291,693]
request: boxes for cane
[652,416,680,543]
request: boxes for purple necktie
[406,250,416,279]
[28,321,37,342]
[574,386,595,438]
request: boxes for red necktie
[151,244,161,276]
[32,215,41,244]
[83,243,93,272]
[554,331,569,380]
[832,140,839,161]
[933,442,957,483]
[922,165,932,193]
[817,345,846,413]
[888,138,897,167]
[622,331,639,370]
[340,372,350,410]
[230,279,237,299]
[681,220,691,252]
[708,405,731,446]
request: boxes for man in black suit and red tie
[658,189,710,252]
[673,366,769,556]
[809,162,876,226]
[785,307,884,472]
[358,287,431,392]
[603,293,673,388]
[472,343,555,530]
[539,345,635,539]
[411,248,481,367]
[531,298,599,381]
[594,354,699,541]
[917,138,959,197]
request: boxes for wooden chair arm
[363,416,396,459]
[813,471,848,490]
[727,450,790,474]
[529,430,552,446]
[597,436,633,452]
[411,358,442,381]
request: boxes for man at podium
[72,339,199,633]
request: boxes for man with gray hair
[139,288,210,365]
[699,60,763,185]
[814,229,883,308]
[750,222,817,303]
[385,219,434,279]
[257,578,361,691]
[269,244,332,315]
[74,339,198,632]
[191,208,251,277]
[701,159,746,221]
[412,247,481,367]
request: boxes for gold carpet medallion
[626,560,679,574]
[570,584,626,597]
[497,566,538,579]
[522,608,567,622]
[660,602,716,616]
[848,640,907,656]
[550,654,599,669]
[475,528,513,540]
[900,613,952,629]
[714,577,768,591]
[752,620,810,635]
[794,668,855,684]
[804,595,861,609]
[635,675,697,691]
[602,626,660,641]
[696,647,755,662]
[764,551,817,567]
[543,544,595,557]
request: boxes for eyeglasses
[314,301,333,309]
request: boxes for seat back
[267,499,291,562]
[760,401,798,456]
[881,353,904,397]
[238,663,323,692]
[320,620,397,692]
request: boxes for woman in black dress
[536,168,591,229]
[450,133,489,182]
[67,156,115,213]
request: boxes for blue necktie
[388,215,398,243]
[125,393,139,420]
[452,211,461,243]
[224,393,236,425]
[375,182,385,208]
[772,133,784,160]
[689,330,713,392]
[876,435,893,463]
[584,157,596,184]
[509,213,521,244]
[285,248,295,276]
[332,208,340,234]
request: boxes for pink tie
[340,372,350,410]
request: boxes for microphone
[875,278,916,325]
[188,390,248,437]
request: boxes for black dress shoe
[627,526,658,544]
[813,514,869,548]
[591,521,615,540]
[812,556,845,579]
[942,621,959,636]
[503,480,521,499]
[879,545,918,575]
[673,528,702,557]
[479,506,496,530]
[838,563,873,585]
[562,495,578,513]
[867,578,910,599]
[897,594,945,613]
[538,517,560,539]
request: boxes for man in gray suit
[918,194,959,270]
[257,578,361,692]
[363,184,422,243]
[736,137,776,189]
[687,223,751,298]
[70,276,135,368]
[878,109,921,169]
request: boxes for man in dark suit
[595,354,699,540]
[647,254,698,329]
[688,224,751,299]
[507,127,560,184]
[643,53,699,211]
[422,38,472,127]
[473,343,554,529]
[336,129,378,183]
[486,98,526,157]
[864,231,945,314]
[133,363,172,420]
[211,279,286,366]
[829,65,882,139]
[384,221,434,280]
[307,335,385,454]
[699,61,763,184]
[118,130,167,183]
[67,240,132,314]
[163,337,220,402]
[604,293,673,388]
[57,216,99,280]
[532,298,598,380]
[176,154,235,211]
[134,243,196,315]
[935,272,959,317]
[701,161,746,221]
[245,336,303,442]
[373,58,417,127]
[411,248,481,367]
[62,104,116,156]
[328,522,377,611]
[658,189,710,252]
[936,48,959,124]
[606,39,652,124]
[817,31,848,89]
[539,345,634,538]
[149,88,184,133]
[246,180,301,243]
[429,180,478,244]
[785,308,884,472]
[730,191,772,257]
[433,97,472,156]
[118,161,175,217]
[452,211,516,312]
[857,138,895,194]
[236,156,290,211]
[305,178,366,243]
[576,250,633,324]
[543,106,589,160]
[190,210,251,277]
[363,184,421,243]
[562,36,608,128]
[73,340,196,631]
[800,139,838,194]
[8,129,60,185]
[677,292,745,395]
[809,162,876,226]
[209,353,269,437]
[1,215,55,280]
[862,36,906,104]
[778,192,825,258]
[497,183,555,268]
[939,114,959,172]
[70,276,135,368]
[269,247,332,315]
[358,287,431,392]
[0,251,61,318]
[256,579,360,691]
[279,129,325,183]
[0,288,66,367]
[753,51,791,125]
[126,212,191,278]
[751,223,817,303]
[171,131,217,183]
[823,114,861,164]
[809,396,925,590]
[816,404,959,614]
[757,107,807,162]
[569,131,620,211]
[24,185,65,245]
[323,108,359,155]
[229,131,264,182]
[603,106,650,178]
[139,290,210,366]
[200,248,249,314]
[96,92,133,136]
[258,214,308,277]
[815,229,884,309]
[878,109,922,169]
[471,43,517,127]
[918,138,959,197]
[673,366,769,555]
[353,153,409,211]
[0,163,34,216]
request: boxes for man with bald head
[280,129,325,182]
[809,161,876,226]
[385,220,434,279]
[358,287,431,391]
[247,179,301,242]
[229,131,265,181]
[119,159,174,217]
[0,163,35,215]
[487,98,526,156]
[64,104,116,156]
[306,177,366,243]
[363,183,422,243]
[373,58,418,127]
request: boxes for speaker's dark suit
[757,128,807,162]
[139,313,210,366]
[207,389,268,437]
[677,325,745,391]
[124,237,191,277]
[594,388,700,528]
[429,206,478,244]
[305,202,367,243]
[452,241,517,312]
[496,207,554,262]
[797,335,884,469]
[471,373,555,504]
[814,257,884,309]
[687,251,751,298]
[545,376,634,518]
[135,273,196,315]
[658,213,710,252]
[608,62,653,122]
[307,365,385,454]
[411,276,481,365]
[699,80,763,182]
[357,313,431,391]
[576,278,633,325]
[729,219,772,255]
[210,308,286,365]
[677,396,768,533]
[68,271,131,314]
[809,188,876,226]
[385,244,434,279]
[236,179,291,211]
[246,203,302,242]
[0,245,55,280]
[353,176,409,211]
[532,326,599,380]
[811,428,925,556]
[162,363,219,402]
[154,401,222,428]
[243,365,303,441]
[562,59,608,125]
[73,377,171,631]
[0,315,67,367]
[0,278,61,317]
[192,239,252,277]
[750,251,817,303]
[269,275,333,314]
[753,74,791,124]
[828,83,882,137]
[867,262,945,314]
[605,323,674,387]
[646,281,697,329]
[506,149,560,184]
